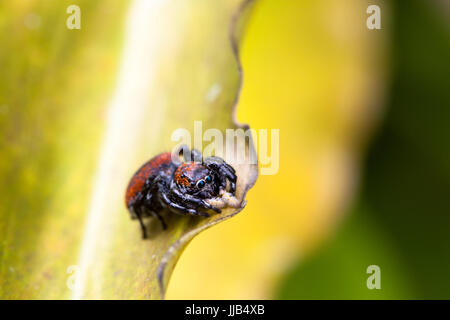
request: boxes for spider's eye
[205,175,212,183]
[196,180,205,188]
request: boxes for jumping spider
[125,145,238,238]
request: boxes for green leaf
[0,0,257,299]
[0,0,130,299]
[276,207,414,299]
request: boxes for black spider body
[125,146,237,238]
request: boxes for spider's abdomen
[125,152,175,208]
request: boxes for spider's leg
[171,185,221,213]
[204,157,237,194]
[159,189,209,217]
[191,148,203,163]
[151,211,167,230]
[218,163,237,193]
[145,192,167,230]
[155,174,210,217]
[162,192,210,217]
[174,144,203,163]
[206,157,236,174]
[214,174,228,192]
[175,144,190,162]
[132,205,147,239]
[157,179,185,212]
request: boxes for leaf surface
[0,0,257,299]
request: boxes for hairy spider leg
[170,183,222,213]
[145,193,167,231]
[204,157,237,193]
[157,181,210,217]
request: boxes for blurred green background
[277,0,450,299]
[1,0,449,299]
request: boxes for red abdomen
[125,152,174,208]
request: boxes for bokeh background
[1,0,449,299]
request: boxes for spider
[125,145,238,238]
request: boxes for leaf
[0,0,131,299]
[72,0,257,300]
[0,0,257,299]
